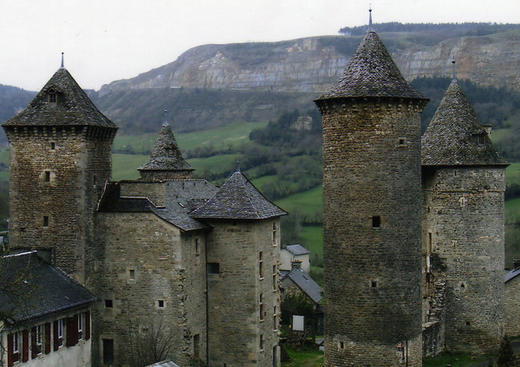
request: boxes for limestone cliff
[100,31,520,94]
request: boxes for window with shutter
[53,320,59,351]
[22,330,29,362]
[85,311,91,340]
[7,333,14,367]
[45,323,51,354]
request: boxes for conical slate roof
[3,68,116,129]
[190,171,287,220]
[317,31,425,100]
[139,123,193,171]
[422,80,506,166]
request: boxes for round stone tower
[314,31,428,366]
[422,79,507,354]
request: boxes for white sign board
[292,315,304,331]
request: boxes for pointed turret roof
[317,31,425,100]
[190,171,286,220]
[422,80,506,166]
[139,123,193,172]
[3,68,116,129]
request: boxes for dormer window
[49,93,57,103]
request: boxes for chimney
[291,260,302,270]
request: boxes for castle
[316,27,506,366]
[0,17,510,367]
[2,66,285,367]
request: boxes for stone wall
[422,166,505,354]
[206,219,280,367]
[318,98,425,367]
[5,126,114,282]
[90,212,207,367]
[505,276,520,336]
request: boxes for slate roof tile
[422,80,506,166]
[285,268,322,304]
[0,252,95,323]
[316,31,425,100]
[139,123,193,172]
[3,68,117,129]
[189,171,287,220]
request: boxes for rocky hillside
[100,29,520,94]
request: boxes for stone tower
[422,79,507,353]
[2,67,117,282]
[138,122,194,181]
[191,171,286,367]
[315,31,428,366]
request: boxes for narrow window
[398,137,406,146]
[104,299,113,308]
[339,341,344,350]
[371,280,377,288]
[207,263,220,274]
[259,252,264,278]
[129,269,135,280]
[466,321,470,326]
[372,216,381,228]
[259,334,264,350]
[157,299,165,308]
[93,175,97,186]
[193,334,200,358]
[259,293,264,321]
[44,171,51,182]
[13,332,20,361]
[195,238,200,256]
[50,142,56,150]
[103,339,114,365]
[273,306,277,329]
[272,222,277,245]
[77,314,83,340]
[49,93,57,103]
[43,216,49,227]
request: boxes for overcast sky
[1,0,519,91]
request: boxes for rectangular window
[50,142,56,150]
[372,216,381,228]
[43,216,49,227]
[260,334,264,351]
[272,222,277,245]
[105,299,113,308]
[207,262,220,274]
[35,325,42,354]
[193,334,200,358]
[57,319,63,347]
[273,306,277,330]
[195,238,200,256]
[77,313,83,340]
[44,171,51,182]
[129,269,135,280]
[157,299,165,308]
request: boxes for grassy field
[113,121,268,154]
[507,162,520,186]
[300,226,323,257]
[276,185,322,220]
[282,345,323,367]
[112,153,149,180]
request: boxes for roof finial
[236,160,241,173]
[368,5,373,32]
[162,109,169,127]
[60,52,64,69]
[451,57,456,80]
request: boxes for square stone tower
[2,67,117,282]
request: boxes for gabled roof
[284,244,310,256]
[3,68,117,129]
[316,31,425,100]
[422,80,506,167]
[283,268,322,304]
[139,123,193,172]
[189,171,287,220]
[0,252,95,324]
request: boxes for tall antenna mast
[60,52,65,69]
[451,57,456,80]
[368,5,373,32]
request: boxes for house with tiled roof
[2,65,286,367]
[0,251,95,367]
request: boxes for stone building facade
[315,31,428,367]
[3,68,285,367]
